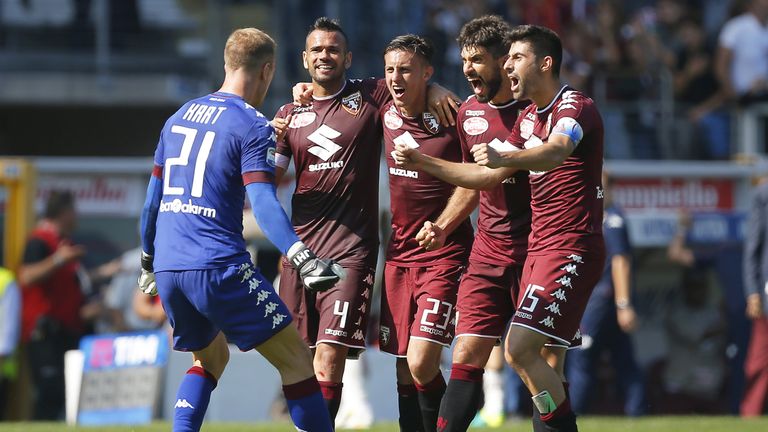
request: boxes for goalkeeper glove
[138,251,157,296]
[287,242,345,292]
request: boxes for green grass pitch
[1,417,768,432]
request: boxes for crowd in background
[0,0,767,423]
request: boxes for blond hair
[224,28,275,71]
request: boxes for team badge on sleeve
[422,112,440,134]
[266,147,276,167]
[342,91,362,115]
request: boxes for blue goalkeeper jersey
[152,92,277,272]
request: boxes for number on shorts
[421,298,453,330]
[520,283,545,312]
[333,300,349,329]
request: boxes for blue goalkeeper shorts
[155,261,293,352]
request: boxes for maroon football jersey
[275,79,390,265]
[382,102,473,266]
[506,86,604,254]
[458,96,531,266]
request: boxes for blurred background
[0,0,767,426]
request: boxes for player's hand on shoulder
[288,242,345,292]
[271,114,292,142]
[137,251,158,296]
[427,83,461,127]
[416,221,446,251]
[292,82,314,106]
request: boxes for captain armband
[551,117,584,147]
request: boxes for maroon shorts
[279,261,376,358]
[511,250,605,348]
[379,263,463,356]
[455,259,523,339]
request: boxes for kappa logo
[307,124,343,161]
[175,399,195,409]
[539,316,555,329]
[342,91,362,115]
[352,329,364,341]
[596,186,604,199]
[380,326,391,346]
[423,112,440,134]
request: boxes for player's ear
[423,65,434,81]
[262,61,274,80]
[302,51,309,70]
[540,55,553,74]
[344,51,352,70]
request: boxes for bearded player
[392,15,531,431]
[471,25,606,432]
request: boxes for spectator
[668,211,747,413]
[102,246,165,332]
[741,175,768,416]
[0,267,20,420]
[661,269,726,412]
[18,190,103,420]
[715,0,768,105]
[673,19,730,159]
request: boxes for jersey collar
[536,85,569,114]
[313,80,348,101]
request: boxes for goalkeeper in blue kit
[137,28,343,432]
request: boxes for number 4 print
[164,125,215,198]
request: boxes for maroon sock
[415,373,447,432]
[436,364,484,432]
[318,381,343,422]
[398,384,423,432]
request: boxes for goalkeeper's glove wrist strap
[141,251,154,273]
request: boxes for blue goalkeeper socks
[173,366,217,432]
[283,377,334,432]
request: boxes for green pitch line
[0,417,767,432]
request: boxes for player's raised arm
[394,143,516,190]
[471,133,574,170]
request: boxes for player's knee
[505,342,538,372]
[453,339,490,368]
[313,344,346,373]
[407,356,440,385]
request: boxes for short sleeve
[241,119,277,178]
[363,78,392,109]
[152,136,165,167]
[456,110,472,162]
[604,209,630,257]
[274,105,293,160]
[23,238,51,264]
[506,112,527,149]
[551,91,596,148]
[718,19,739,50]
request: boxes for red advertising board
[611,178,734,211]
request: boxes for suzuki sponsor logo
[307,124,343,161]
[389,166,419,178]
[160,198,216,218]
[309,160,345,172]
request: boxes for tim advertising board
[77,331,169,425]
[610,178,743,246]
